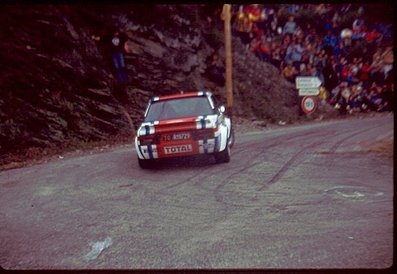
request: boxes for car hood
[137,115,218,136]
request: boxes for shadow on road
[143,155,217,170]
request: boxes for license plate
[162,132,190,142]
[164,144,193,154]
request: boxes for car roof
[151,91,212,102]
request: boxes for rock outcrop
[0,4,297,157]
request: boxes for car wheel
[138,157,154,169]
[215,143,230,163]
[228,128,235,148]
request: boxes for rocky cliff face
[0,4,297,158]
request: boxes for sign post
[295,76,321,114]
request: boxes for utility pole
[221,4,233,118]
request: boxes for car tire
[228,128,235,148]
[138,158,154,169]
[215,143,230,163]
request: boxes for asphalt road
[0,115,393,270]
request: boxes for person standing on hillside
[282,62,298,83]
[322,56,338,94]
[282,15,296,40]
[111,30,127,84]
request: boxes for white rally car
[135,90,234,168]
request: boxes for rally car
[135,90,234,168]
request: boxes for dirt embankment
[0,5,304,167]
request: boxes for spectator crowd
[231,4,393,113]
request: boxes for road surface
[0,115,393,269]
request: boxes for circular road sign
[301,96,318,114]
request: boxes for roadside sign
[298,88,320,96]
[295,77,321,89]
[301,96,318,114]
[296,76,321,97]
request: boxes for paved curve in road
[0,115,393,269]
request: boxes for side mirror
[219,105,226,114]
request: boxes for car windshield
[144,96,215,122]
